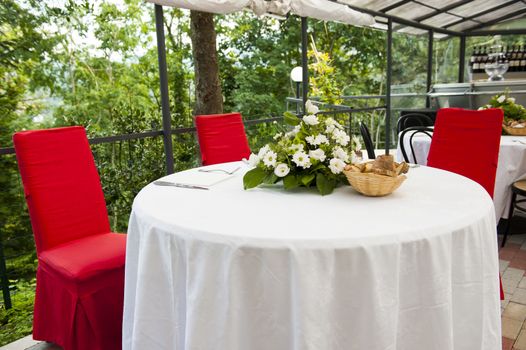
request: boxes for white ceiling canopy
[146,0,251,14]
[146,0,376,27]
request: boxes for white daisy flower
[305,135,316,145]
[508,97,516,103]
[315,134,329,145]
[305,100,319,115]
[332,147,349,162]
[309,148,326,162]
[292,151,311,168]
[303,114,319,125]
[274,163,290,177]
[289,143,304,152]
[248,153,260,167]
[332,129,350,146]
[497,95,506,103]
[263,151,277,168]
[258,145,270,158]
[329,158,346,174]
[325,117,336,126]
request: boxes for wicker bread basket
[343,171,407,197]
[503,124,526,136]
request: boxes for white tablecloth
[396,134,526,219]
[123,162,501,350]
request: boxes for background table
[123,162,501,350]
[396,134,526,219]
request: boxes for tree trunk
[190,11,223,116]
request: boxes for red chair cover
[195,112,251,165]
[427,108,504,300]
[13,126,126,350]
[427,107,503,198]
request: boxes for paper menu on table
[164,170,233,188]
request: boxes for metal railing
[0,115,284,309]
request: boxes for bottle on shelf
[520,45,526,72]
[480,46,487,74]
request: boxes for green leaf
[283,111,300,126]
[300,173,316,187]
[283,174,299,189]
[263,173,279,184]
[243,167,267,189]
[316,173,335,195]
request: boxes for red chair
[13,126,126,350]
[427,107,504,299]
[427,107,503,197]
[195,112,251,165]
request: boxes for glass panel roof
[447,20,480,32]
[421,12,463,27]
[449,0,508,18]
[340,0,403,12]
[473,2,526,23]
[420,0,462,9]
[337,0,526,33]
[386,3,435,19]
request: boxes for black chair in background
[397,112,435,134]
[359,122,376,160]
[399,126,433,164]
[502,180,526,247]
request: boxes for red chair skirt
[33,262,124,350]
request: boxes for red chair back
[427,108,503,198]
[13,126,110,254]
[195,112,251,165]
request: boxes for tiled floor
[500,230,526,350]
[5,224,526,350]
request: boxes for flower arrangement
[243,101,360,195]
[479,92,526,128]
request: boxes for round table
[123,162,501,350]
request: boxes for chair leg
[502,192,517,248]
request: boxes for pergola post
[154,4,175,174]
[426,30,433,108]
[385,18,392,155]
[459,35,466,83]
[301,17,309,114]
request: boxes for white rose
[309,148,326,162]
[262,151,277,168]
[497,95,506,103]
[328,158,346,174]
[508,97,516,103]
[274,163,290,177]
[305,100,319,115]
[248,153,260,167]
[303,114,319,126]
